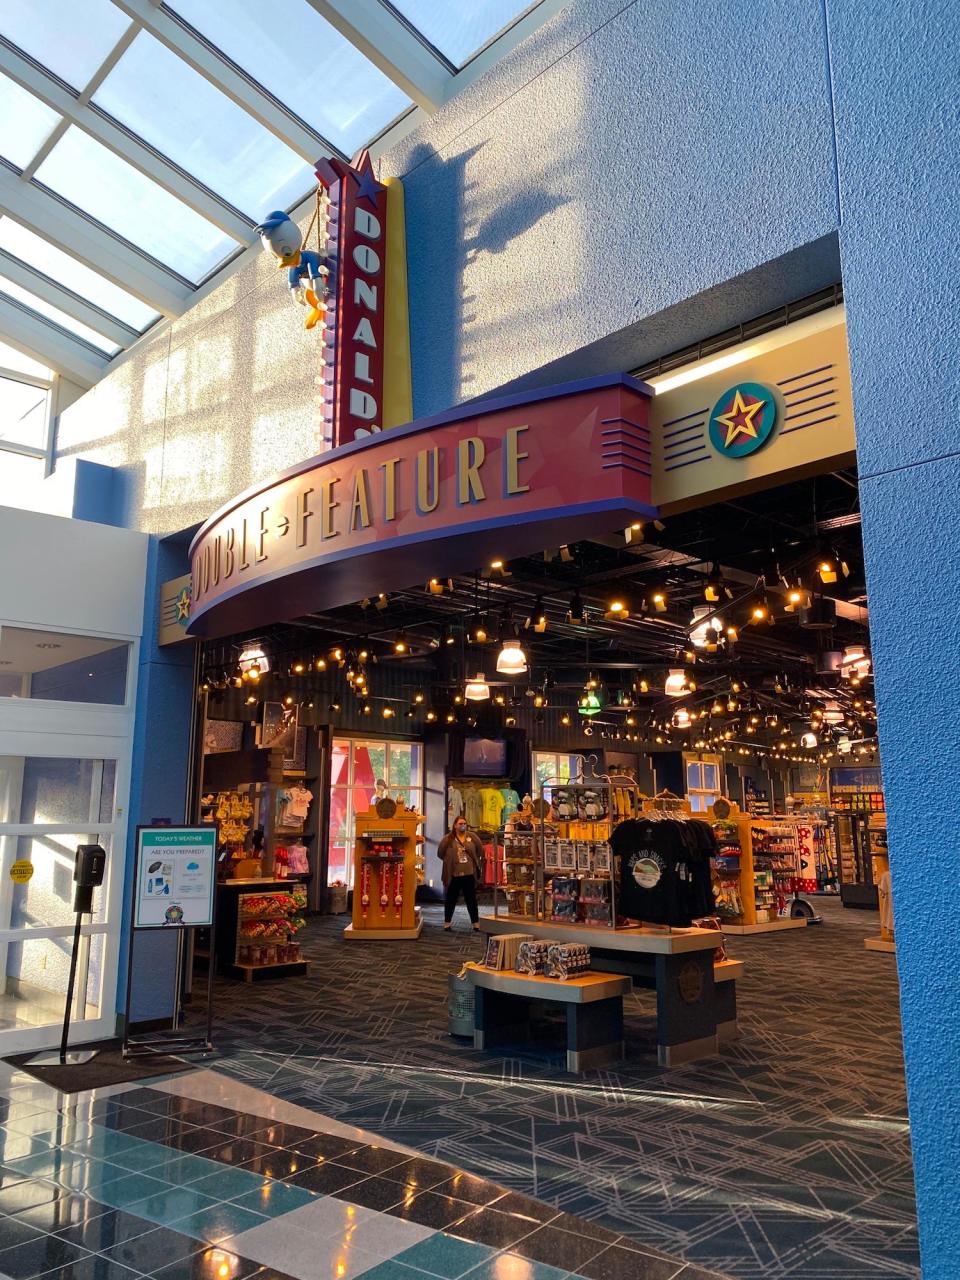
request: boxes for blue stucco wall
[116,534,195,1026]
[391,0,841,416]
[827,2,960,1274]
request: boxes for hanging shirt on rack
[480,787,506,830]
[283,784,312,823]
[500,788,521,820]
[612,818,685,926]
[464,787,484,830]
[447,784,464,826]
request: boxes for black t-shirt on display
[611,817,717,926]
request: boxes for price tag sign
[134,826,216,928]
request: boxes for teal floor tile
[189,1166,265,1200]
[355,1263,431,1279]
[170,1200,268,1244]
[66,1129,150,1160]
[5,1148,102,1180]
[460,1254,569,1280]
[0,1133,54,1163]
[95,1172,177,1211]
[124,1184,219,1226]
[394,1234,497,1279]
[153,1153,225,1184]
[100,1140,180,1174]
[229,1180,317,1216]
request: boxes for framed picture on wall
[285,726,307,773]
[258,701,298,752]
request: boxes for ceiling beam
[109,0,332,162]
[0,42,253,242]
[0,297,107,385]
[307,0,450,112]
[0,249,136,348]
[0,169,191,318]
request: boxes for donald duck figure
[255,210,329,330]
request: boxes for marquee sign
[187,375,656,639]
[315,151,389,448]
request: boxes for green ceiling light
[578,690,602,717]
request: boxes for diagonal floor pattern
[188,896,918,1280]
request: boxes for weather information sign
[134,826,216,928]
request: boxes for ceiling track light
[567,591,586,625]
[604,597,629,621]
[464,671,491,701]
[496,636,527,676]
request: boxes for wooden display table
[344,808,424,940]
[468,966,631,1073]
[479,917,726,1065]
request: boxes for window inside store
[327,738,422,888]
[0,362,52,508]
[0,627,130,705]
[685,754,723,813]
[532,750,583,802]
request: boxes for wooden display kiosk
[343,805,424,940]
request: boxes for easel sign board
[134,826,216,928]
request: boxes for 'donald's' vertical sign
[316,150,410,449]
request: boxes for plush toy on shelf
[255,209,330,330]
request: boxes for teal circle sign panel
[708,381,779,458]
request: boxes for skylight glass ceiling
[0,0,132,91]
[0,73,60,171]
[34,127,237,283]
[92,32,312,219]
[0,0,551,380]
[0,278,120,355]
[169,0,413,156]
[0,219,160,332]
[388,0,539,67]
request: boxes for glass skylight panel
[389,0,539,65]
[33,128,237,283]
[0,340,51,380]
[0,0,132,91]
[0,278,119,355]
[0,449,43,503]
[0,218,159,332]
[169,0,412,156]
[92,32,311,220]
[0,73,61,171]
[0,374,48,449]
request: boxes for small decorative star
[175,587,191,621]
[354,168,382,206]
[715,388,765,449]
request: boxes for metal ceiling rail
[0,248,135,349]
[0,294,107,385]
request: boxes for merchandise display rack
[344,806,424,940]
[712,805,810,934]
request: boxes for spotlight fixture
[703,563,732,602]
[561,713,571,726]
[375,593,388,610]
[672,707,692,729]
[464,672,491,701]
[567,591,586,625]
[801,731,818,748]
[690,607,724,649]
[493,693,506,706]
[533,692,547,709]
[291,661,305,675]
[426,710,437,722]
[841,644,871,678]
[244,694,257,706]
[624,521,645,546]
[469,614,488,644]
[331,647,344,663]
[283,693,296,707]
[636,676,650,694]
[330,700,341,713]
[393,632,408,655]
[823,701,844,725]
[783,581,812,612]
[238,646,270,678]
[413,690,425,704]
[649,586,668,613]
[505,715,517,727]
[604,598,629,621]
[446,712,456,723]
[528,597,548,633]
[817,550,850,583]
[315,656,327,671]
[382,706,395,719]
[362,703,372,715]
[750,581,772,624]
[483,558,511,579]
[496,637,527,676]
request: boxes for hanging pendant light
[464,672,491,701]
[496,637,527,675]
[664,668,688,696]
[578,690,602,717]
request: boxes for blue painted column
[829,1,960,1273]
[117,533,196,1029]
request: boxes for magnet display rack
[343,805,424,940]
[710,805,809,935]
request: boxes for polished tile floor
[0,1064,727,1280]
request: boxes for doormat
[6,1045,191,1093]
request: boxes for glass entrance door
[0,748,127,1052]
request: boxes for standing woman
[438,816,484,931]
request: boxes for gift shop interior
[191,452,892,983]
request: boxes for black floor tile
[116,1117,197,1143]
[334,1144,412,1174]
[171,1103,240,1128]
[247,1271,302,1280]
[387,1189,480,1230]
[239,1121,319,1148]
[285,1162,365,1195]
[202,1137,280,1165]
[284,1132,361,1160]
[239,1150,309,1181]
[447,1206,540,1250]
[380,1156,458,1191]
[430,1173,506,1206]
[150,1247,263,1280]
[547,1212,621,1244]
[108,1088,175,1109]
[101,1224,211,1272]
[511,1224,609,1272]
[332,1174,406,1211]
[0,1213,44,1251]
[159,1127,232,1155]
[30,1257,145,1280]
[486,1190,559,1226]
[0,1232,91,1278]
[55,1208,157,1251]
[578,1244,685,1280]
[16,1192,112,1234]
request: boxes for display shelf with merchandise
[344,807,424,940]
[710,806,809,935]
[213,879,310,982]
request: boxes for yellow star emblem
[175,588,191,622]
[715,388,766,449]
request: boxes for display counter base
[717,1019,739,1043]
[344,914,423,941]
[722,918,807,935]
[481,916,719,955]
[658,1034,719,1066]
[230,960,310,982]
[865,936,896,954]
